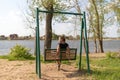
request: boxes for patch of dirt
[0,59,92,80]
[83,53,106,58]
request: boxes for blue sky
[0,0,118,37]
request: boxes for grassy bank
[90,58,120,80]
[76,52,120,80]
[0,55,35,60]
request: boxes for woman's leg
[56,51,61,71]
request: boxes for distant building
[0,35,7,40]
[9,34,18,40]
[23,35,32,40]
[40,35,45,40]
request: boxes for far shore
[0,38,120,41]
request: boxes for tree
[41,0,54,49]
[68,0,89,53]
[106,0,120,38]
[87,4,98,53]
[27,0,71,49]
[110,0,120,25]
[87,0,106,53]
[87,0,120,53]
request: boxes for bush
[9,44,33,60]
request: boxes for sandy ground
[0,53,105,80]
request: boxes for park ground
[0,53,120,80]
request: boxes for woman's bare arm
[56,45,60,56]
[66,46,70,54]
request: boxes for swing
[35,8,90,78]
[44,48,77,61]
[44,16,78,61]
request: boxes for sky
[0,0,118,37]
[0,0,31,36]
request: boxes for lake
[0,40,120,55]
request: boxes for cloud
[0,10,32,36]
[53,23,74,35]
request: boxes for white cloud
[0,10,32,36]
[53,23,78,36]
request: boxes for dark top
[58,43,69,50]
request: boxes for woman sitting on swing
[56,35,70,71]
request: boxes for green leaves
[9,44,33,60]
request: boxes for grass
[90,58,120,80]
[0,55,35,61]
[75,53,120,80]
[0,55,9,59]
[0,53,120,80]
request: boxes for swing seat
[44,48,77,61]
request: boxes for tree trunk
[44,11,53,49]
[91,0,104,53]
[98,39,104,53]
[99,9,104,53]
[93,35,97,53]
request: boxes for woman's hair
[59,35,66,42]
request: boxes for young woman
[56,36,70,71]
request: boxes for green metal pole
[36,9,38,75]
[35,27,37,74]
[36,7,41,78]
[78,18,84,70]
[83,12,90,73]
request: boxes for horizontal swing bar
[38,9,83,15]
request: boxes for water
[0,40,120,55]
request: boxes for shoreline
[0,38,120,41]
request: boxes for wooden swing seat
[44,48,77,61]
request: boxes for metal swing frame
[35,8,90,78]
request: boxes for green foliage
[52,32,59,40]
[0,55,9,59]
[106,51,120,58]
[8,44,34,60]
[40,55,44,62]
